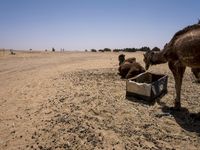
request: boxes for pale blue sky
[0,0,200,51]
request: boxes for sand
[0,51,200,150]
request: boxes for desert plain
[0,50,200,150]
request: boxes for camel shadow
[160,105,200,135]
[156,98,200,135]
[126,94,200,135]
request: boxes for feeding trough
[126,72,168,101]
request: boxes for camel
[118,54,136,65]
[118,62,145,79]
[143,23,200,109]
[118,54,145,79]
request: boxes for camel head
[118,54,125,65]
[143,51,154,70]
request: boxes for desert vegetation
[88,46,158,53]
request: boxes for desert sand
[0,50,200,150]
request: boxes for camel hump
[169,24,200,46]
[125,57,136,63]
[174,24,200,37]
[129,62,145,71]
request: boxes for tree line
[87,47,160,52]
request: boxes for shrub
[98,49,104,52]
[151,47,160,51]
[91,49,97,52]
[104,48,111,52]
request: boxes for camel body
[118,54,144,79]
[118,54,136,65]
[163,24,200,68]
[124,57,136,64]
[144,24,200,109]
[118,62,145,79]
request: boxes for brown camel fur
[143,23,200,109]
[118,62,145,79]
[118,54,136,65]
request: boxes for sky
[0,0,200,51]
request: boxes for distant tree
[98,49,104,52]
[138,46,150,52]
[91,49,97,52]
[103,48,111,52]
[52,47,55,52]
[85,49,88,52]
[116,49,124,52]
[45,49,48,52]
[112,46,153,52]
[113,49,121,52]
[124,48,136,52]
[151,47,160,52]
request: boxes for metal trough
[126,72,168,101]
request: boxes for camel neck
[119,60,124,65]
[151,51,167,65]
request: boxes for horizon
[1,0,200,51]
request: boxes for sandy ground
[0,51,200,150]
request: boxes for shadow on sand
[126,96,156,106]
[126,94,200,135]
[161,105,200,135]
[126,91,167,106]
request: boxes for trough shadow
[126,95,156,106]
[126,91,167,106]
[161,105,200,135]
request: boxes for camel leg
[125,67,138,79]
[168,61,186,109]
[125,70,132,79]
